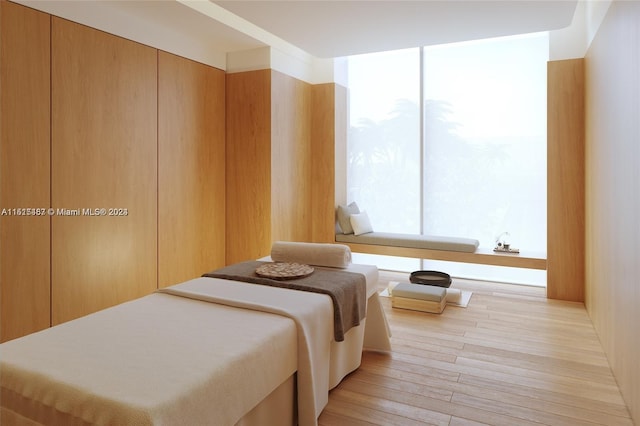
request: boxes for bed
[0,242,390,426]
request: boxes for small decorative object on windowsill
[494,231,520,254]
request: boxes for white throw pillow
[350,211,374,236]
[336,202,360,234]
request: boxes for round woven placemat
[255,262,314,280]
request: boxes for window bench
[335,232,547,270]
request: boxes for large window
[347,33,548,284]
[348,48,421,234]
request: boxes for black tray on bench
[409,270,452,288]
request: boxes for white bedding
[159,277,333,426]
[258,257,392,378]
[0,263,390,426]
[0,292,299,425]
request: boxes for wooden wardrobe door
[51,18,157,324]
[0,1,51,342]
[311,83,346,243]
[158,52,225,287]
[225,70,272,264]
[270,71,312,244]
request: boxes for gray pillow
[336,202,360,234]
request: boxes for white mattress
[0,263,390,426]
[0,292,299,425]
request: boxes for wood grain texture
[585,1,640,422]
[51,18,157,324]
[547,59,585,302]
[391,296,445,314]
[0,0,51,342]
[270,70,312,243]
[334,84,348,213]
[226,70,322,262]
[310,83,343,243]
[343,242,547,270]
[158,52,225,287]
[319,271,633,425]
[225,70,271,264]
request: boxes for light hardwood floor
[318,270,634,426]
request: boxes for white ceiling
[213,0,579,58]
[17,0,266,52]
[18,0,579,61]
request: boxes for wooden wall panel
[334,84,348,213]
[225,70,271,264]
[547,58,585,302]
[271,71,312,243]
[0,1,51,342]
[158,52,225,287]
[310,83,347,243]
[51,18,157,324]
[585,1,640,422]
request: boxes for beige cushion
[336,202,360,234]
[270,241,352,268]
[392,283,445,302]
[336,231,479,253]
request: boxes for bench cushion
[336,231,479,253]
[392,283,446,301]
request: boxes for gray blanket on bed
[203,261,366,341]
